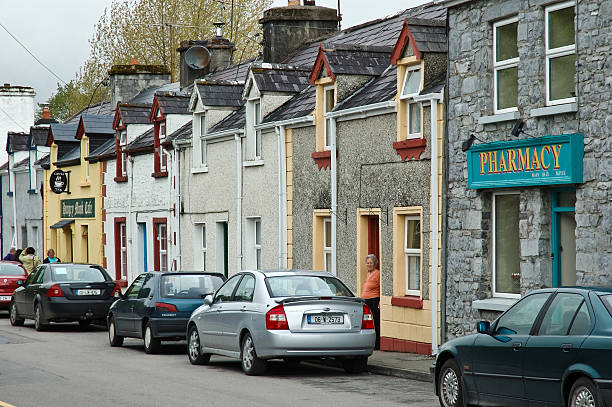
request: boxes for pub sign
[61,198,95,218]
[50,169,68,194]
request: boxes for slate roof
[30,126,49,146]
[12,157,30,171]
[86,138,116,162]
[320,46,392,76]
[6,132,29,153]
[67,101,114,123]
[195,82,244,107]
[54,144,81,167]
[35,154,50,169]
[334,65,398,111]
[208,58,257,82]
[262,86,316,123]
[420,72,446,95]
[209,105,246,134]
[251,64,311,93]
[156,93,191,115]
[80,114,115,136]
[49,123,78,144]
[164,121,192,145]
[409,22,447,53]
[117,103,152,125]
[126,127,154,152]
[130,82,180,105]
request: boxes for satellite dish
[185,45,211,70]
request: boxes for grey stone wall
[445,0,612,338]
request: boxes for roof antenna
[337,0,342,31]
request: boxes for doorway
[216,221,228,277]
[552,189,576,286]
[63,226,73,262]
[138,223,147,274]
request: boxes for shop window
[312,210,332,273]
[546,2,576,105]
[493,17,519,113]
[493,193,520,297]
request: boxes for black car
[107,271,225,354]
[10,263,121,330]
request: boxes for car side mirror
[203,295,213,306]
[476,321,491,334]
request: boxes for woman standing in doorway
[362,254,380,350]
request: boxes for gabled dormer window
[199,114,207,166]
[399,66,422,139]
[323,86,335,149]
[28,147,37,193]
[159,122,167,172]
[254,100,262,159]
[153,117,168,178]
[120,130,127,177]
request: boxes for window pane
[200,139,206,165]
[266,275,353,298]
[568,302,591,335]
[324,219,332,248]
[200,115,206,137]
[549,54,576,101]
[406,255,420,291]
[255,220,261,245]
[325,119,331,147]
[408,103,420,134]
[495,293,551,335]
[496,22,518,62]
[255,130,262,157]
[538,293,584,336]
[495,194,520,295]
[402,69,421,96]
[256,249,262,269]
[214,275,242,302]
[325,252,332,273]
[548,7,575,49]
[325,88,334,113]
[497,66,518,110]
[254,102,261,124]
[234,275,256,301]
[406,219,421,249]
[202,225,206,249]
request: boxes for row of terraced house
[2,0,610,354]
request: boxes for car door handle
[240,306,247,312]
[512,342,522,351]
[561,343,572,352]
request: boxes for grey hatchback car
[186,270,376,375]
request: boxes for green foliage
[45,81,107,123]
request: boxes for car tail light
[155,302,178,312]
[47,284,64,298]
[266,304,289,330]
[361,304,375,330]
[111,284,122,298]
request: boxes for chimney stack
[260,2,339,64]
[177,31,235,90]
[108,63,171,108]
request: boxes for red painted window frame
[153,217,167,271]
[113,217,127,284]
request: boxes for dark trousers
[365,297,380,350]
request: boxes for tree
[47,0,270,121]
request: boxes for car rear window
[51,266,108,282]
[0,264,24,276]
[601,294,612,317]
[161,274,224,299]
[265,275,353,298]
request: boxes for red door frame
[114,217,126,282]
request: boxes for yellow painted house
[44,115,115,267]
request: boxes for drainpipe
[174,148,181,271]
[235,133,243,271]
[128,155,135,279]
[330,117,337,276]
[276,125,288,269]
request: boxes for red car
[0,261,27,310]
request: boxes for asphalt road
[0,313,438,407]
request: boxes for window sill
[27,189,37,195]
[392,138,427,161]
[311,150,331,171]
[152,171,168,178]
[191,167,209,174]
[477,111,520,125]
[114,176,128,183]
[391,296,423,309]
[80,181,91,187]
[472,297,518,312]
[530,102,577,117]
[243,159,264,168]
[114,279,127,288]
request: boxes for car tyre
[34,303,48,332]
[143,322,161,354]
[241,333,266,376]
[9,301,24,326]
[438,359,464,407]
[188,325,211,365]
[108,317,124,347]
[342,356,368,373]
[569,377,600,407]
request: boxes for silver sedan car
[186,270,376,375]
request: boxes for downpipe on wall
[235,133,243,271]
[276,125,288,269]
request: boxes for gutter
[255,115,315,131]
[325,100,396,120]
[207,128,245,139]
[433,0,474,7]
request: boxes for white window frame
[246,217,262,270]
[255,218,262,270]
[323,85,335,150]
[85,138,90,180]
[404,215,422,296]
[120,130,127,177]
[399,66,422,139]
[254,100,262,159]
[158,223,168,272]
[323,217,332,274]
[492,191,521,299]
[493,16,519,114]
[120,222,128,280]
[201,223,207,271]
[199,114,207,167]
[545,1,576,106]
[159,122,167,172]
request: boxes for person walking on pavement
[362,254,381,350]
[3,247,17,261]
[19,247,42,275]
[43,249,61,264]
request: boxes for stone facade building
[440,0,611,338]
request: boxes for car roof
[146,271,225,276]
[47,263,102,267]
[531,286,612,295]
[253,269,337,278]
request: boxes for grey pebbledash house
[438,0,611,338]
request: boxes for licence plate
[307,314,343,325]
[76,289,100,296]
[0,296,11,301]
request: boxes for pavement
[367,350,434,382]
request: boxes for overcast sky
[0,0,429,105]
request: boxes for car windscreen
[0,264,24,276]
[161,274,225,299]
[51,266,108,282]
[265,275,354,298]
[601,294,612,317]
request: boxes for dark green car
[433,287,612,407]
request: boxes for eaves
[127,147,154,156]
[54,159,80,168]
[206,128,245,139]
[255,115,315,131]
[433,0,474,8]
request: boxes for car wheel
[569,377,599,407]
[9,301,24,326]
[187,325,211,365]
[34,303,48,332]
[108,317,124,347]
[143,322,161,354]
[342,356,368,373]
[241,333,266,375]
[438,359,464,407]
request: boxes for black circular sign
[50,169,68,194]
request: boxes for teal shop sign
[61,198,95,218]
[467,134,583,189]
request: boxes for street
[0,314,438,407]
